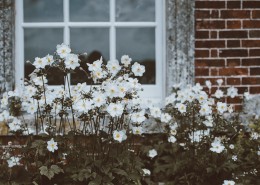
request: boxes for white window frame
[15,0,166,101]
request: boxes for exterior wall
[0,0,14,95]
[195,0,260,110]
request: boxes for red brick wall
[195,0,260,109]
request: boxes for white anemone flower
[222,180,235,185]
[175,103,186,113]
[93,92,106,107]
[168,136,177,143]
[33,57,48,69]
[150,107,162,118]
[26,102,38,114]
[142,168,151,176]
[214,89,224,99]
[106,83,119,98]
[121,55,132,67]
[148,149,158,158]
[106,60,121,75]
[217,79,223,86]
[160,113,172,123]
[47,138,58,153]
[217,102,228,114]
[7,156,21,168]
[205,80,212,89]
[131,62,145,76]
[32,76,48,86]
[87,57,102,72]
[9,118,22,132]
[132,126,143,135]
[227,86,238,98]
[113,130,127,142]
[107,103,124,117]
[75,99,93,113]
[45,54,54,65]
[199,103,212,116]
[65,54,80,70]
[56,43,71,58]
[131,111,146,123]
[210,138,225,153]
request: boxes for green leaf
[39,166,55,180]
[50,165,64,174]
[112,168,128,177]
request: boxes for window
[15,0,165,100]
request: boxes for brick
[237,87,248,94]
[195,50,209,58]
[227,40,240,48]
[195,68,209,76]
[227,21,241,29]
[250,86,260,94]
[210,31,218,39]
[219,68,248,76]
[234,105,243,111]
[249,30,260,38]
[227,1,241,9]
[227,97,242,104]
[227,78,241,85]
[211,68,218,76]
[243,1,260,8]
[243,20,260,28]
[252,10,260,19]
[196,1,225,9]
[211,49,218,57]
[242,59,260,66]
[242,40,260,47]
[196,10,219,19]
[221,10,250,19]
[250,68,260,75]
[195,59,225,67]
[195,40,225,48]
[227,59,241,67]
[219,49,248,57]
[196,20,225,29]
[249,49,260,57]
[219,31,247,38]
[242,77,260,85]
[196,31,209,39]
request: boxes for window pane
[116,0,155,22]
[70,0,109,22]
[24,28,64,85]
[70,28,109,85]
[24,0,63,22]
[116,28,155,84]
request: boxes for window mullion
[64,0,71,85]
[110,0,116,61]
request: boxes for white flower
[107,103,124,117]
[32,76,48,86]
[228,105,233,113]
[117,83,128,98]
[210,138,225,153]
[92,69,107,81]
[217,79,223,86]
[160,113,172,123]
[131,62,145,76]
[121,55,132,67]
[9,118,22,132]
[165,93,176,105]
[142,168,151,176]
[132,126,143,135]
[214,89,224,99]
[75,99,93,113]
[175,103,186,113]
[0,110,10,122]
[127,78,141,89]
[199,103,212,116]
[197,91,208,103]
[150,107,162,118]
[244,92,252,101]
[25,85,37,97]
[251,132,259,140]
[227,86,238,98]
[113,130,127,142]
[203,116,213,127]
[131,111,146,123]
[169,124,178,135]
[93,92,106,107]
[47,138,58,153]
[33,57,47,69]
[222,180,235,185]
[229,144,234,149]
[87,57,102,71]
[106,83,119,98]
[205,80,212,89]
[232,155,237,161]
[168,135,177,143]
[217,102,228,114]
[65,54,80,70]
[45,54,54,65]
[26,102,38,114]
[7,156,20,168]
[106,60,121,75]
[148,149,157,158]
[56,43,71,58]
